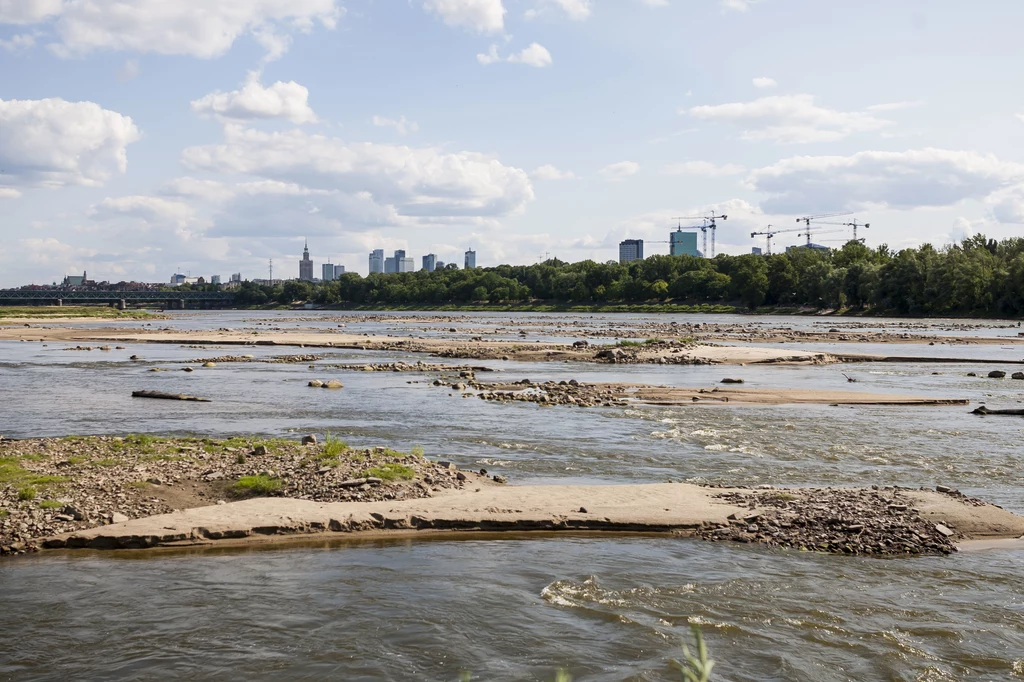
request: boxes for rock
[456,472,467,481]
[967,372,977,377]
[720,378,744,384]
[492,475,507,484]
[572,340,589,348]
[934,523,955,537]
[109,512,130,524]
[146,477,163,485]
[438,461,455,470]
[936,485,952,493]
[322,380,343,389]
[301,434,318,446]
[251,445,268,457]
[131,390,210,402]
[1013,372,1024,380]
[129,355,140,360]
[202,362,216,368]
[578,507,588,513]
[62,505,85,521]
[182,367,194,372]
[308,380,323,388]
[988,370,1006,378]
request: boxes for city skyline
[3,2,1024,287]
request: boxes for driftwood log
[131,390,211,402]
[971,405,1024,416]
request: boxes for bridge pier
[55,298,62,307]
[118,299,127,311]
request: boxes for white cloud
[0,33,35,52]
[191,73,318,124]
[0,0,61,23]
[987,185,1024,224]
[748,148,1024,214]
[600,161,640,181]
[36,0,340,59]
[372,115,419,135]
[526,0,592,21]
[0,187,22,199]
[1016,113,1024,124]
[88,196,195,226]
[0,98,140,191]
[116,58,140,82]
[661,161,746,176]
[160,177,237,203]
[532,164,577,180]
[636,0,668,6]
[721,0,757,10]
[478,42,552,67]
[752,77,776,89]
[507,42,552,67]
[423,0,505,34]
[181,125,534,219]
[686,94,893,144]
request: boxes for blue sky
[2,0,1023,285]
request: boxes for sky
[2,0,1024,286]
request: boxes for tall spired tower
[299,240,314,281]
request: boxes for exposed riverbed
[2,310,1024,681]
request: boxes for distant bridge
[0,289,236,309]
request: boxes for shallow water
[2,311,1024,680]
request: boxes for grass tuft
[18,486,37,501]
[231,475,282,497]
[38,499,63,509]
[364,463,416,482]
[411,445,425,458]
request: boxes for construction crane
[795,212,852,246]
[673,213,728,258]
[815,218,871,242]
[650,218,708,255]
[749,224,805,255]
[797,227,849,246]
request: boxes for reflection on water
[3,311,1024,680]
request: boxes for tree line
[226,235,1024,317]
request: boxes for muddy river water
[2,311,1023,681]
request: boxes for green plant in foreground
[18,486,37,502]
[322,432,348,458]
[364,463,416,482]
[231,475,282,497]
[411,445,425,458]
[38,499,63,509]
[673,625,715,682]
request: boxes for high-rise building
[464,249,477,269]
[299,240,315,281]
[384,256,397,274]
[751,247,763,256]
[322,262,337,282]
[369,249,385,274]
[211,275,222,285]
[422,254,437,272]
[334,264,346,278]
[618,239,644,264]
[435,260,446,270]
[230,272,242,283]
[670,229,700,257]
[385,250,414,273]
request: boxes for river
[2,311,1023,681]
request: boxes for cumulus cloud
[160,177,237,203]
[748,148,1024,214]
[180,125,534,219]
[507,42,552,67]
[686,94,893,144]
[29,0,341,59]
[88,196,195,226]
[191,73,318,124]
[477,41,552,67]
[531,164,577,180]
[662,161,746,176]
[372,115,419,135]
[423,0,505,34]
[988,184,1024,224]
[0,98,140,190]
[0,0,61,23]
[600,161,640,181]
[752,77,776,89]
[525,0,592,21]
[0,187,22,199]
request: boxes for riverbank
[0,306,155,322]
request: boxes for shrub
[18,486,37,501]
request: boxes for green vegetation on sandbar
[231,475,282,497]
[227,235,1024,318]
[364,463,416,482]
[0,306,153,319]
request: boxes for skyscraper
[464,249,477,269]
[299,240,314,281]
[334,264,346,278]
[422,254,437,272]
[369,249,385,274]
[619,239,644,264]
[670,229,700,257]
[322,262,337,282]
